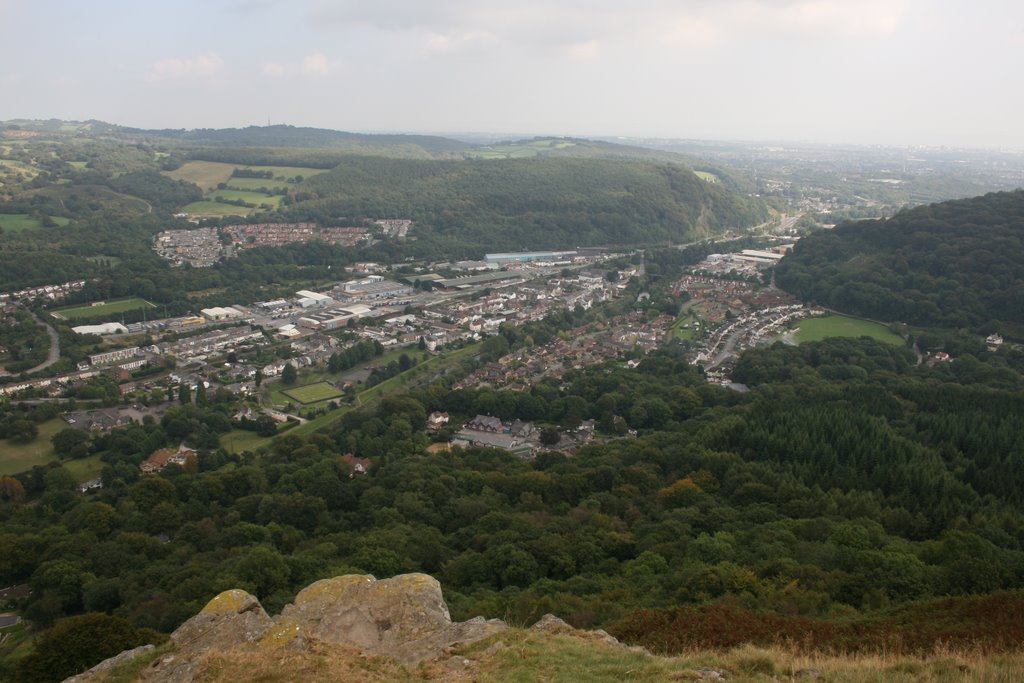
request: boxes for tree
[51,428,90,459]
[281,362,297,385]
[255,368,263,387]
[178,383,191,405]
[0,475,26,502]
[15,612,153,683]
[8,419,38,444]
[255,414,278,437]
[539,428,561,446]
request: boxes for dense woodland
[776,190,1024,335]
[288,156,767,254]
[3,336,1024,679]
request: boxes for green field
[208,189,284,208]
[668,315,697,341]
[179,200,252,217]
[694,171,720,183]
[794,315,904,346]
[165,161,326,192]
[283,382,344,404]
[0,419,99,482]
[221,428,274,454]
[225,177,292,191]
[471,139,577,159]
[169,161,309,216]
[0,214,69,233]
[50,297,156,321]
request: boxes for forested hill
[775,190,1024,334]
[288,156,769,251]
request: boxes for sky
[2,0,1023,148]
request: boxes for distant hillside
[776,190,1024,333]
[289,155,768,251]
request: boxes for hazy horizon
[3,0,1023,149]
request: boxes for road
[23,308,61,375]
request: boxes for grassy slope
[88,629,1024,683]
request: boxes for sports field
[794,316,904,346]
[283,382,344,404]
[51,297,156,321]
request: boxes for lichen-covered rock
[171,589,272,654]
[530,614,573,634]
[140,574,505,680]
[145,589,273,683]
[276,573,505,664]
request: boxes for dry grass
[90,631,1024,683]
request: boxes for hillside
[776,190,1024,334]
[36,574,1024,683]
[288,155,768,251]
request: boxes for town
[0,234,827,470]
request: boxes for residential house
[341,453,371,478]
[140,444,197,474]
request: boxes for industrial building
[72,322,129,336]
[295,290,333,308]
[200,306,245,321]
[485,250,578,264]
[296,304,373,331]
[335,278,411,301]
[297,311,355,331]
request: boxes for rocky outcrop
[530,612,649,655]
[62,645,155,683]
[138,573,506,682]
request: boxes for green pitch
[283,381,344,404]
[50,297,156,321]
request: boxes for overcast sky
[2,0,1023,147]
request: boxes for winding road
[23,308,61,374]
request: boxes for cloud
[310,0,909,55]
[262,62,288,77]
[564,40,603,61]
[147,52,224,81]
[302,53,331,74]
[740,0,909,35]
[261,54,341,77]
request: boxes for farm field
[283,381,344,404]
[225,177,292,191]
[0,213,69,232]
[179,200,252,217]
[208,189,283,208]
[794,315,904,346]
[165,161,327,191]
[470,139,577,159]
[50,297,156,321]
